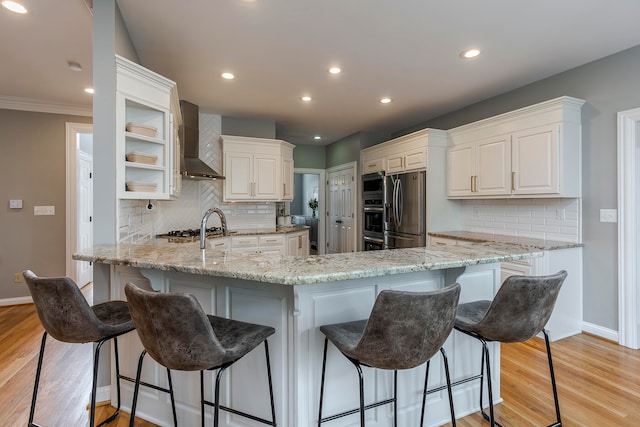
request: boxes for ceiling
[2,1,640,146]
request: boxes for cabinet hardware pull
[512,171,516,191]
[470,176,474,192]
[283,183,286,195]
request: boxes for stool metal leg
[91,339,107,427]
[543,330,562,427]
[480,338,499,427]
[420,359,430,427]
[200,370,205,427]
[393,370,398,427]
[28,331,48,427]
[166,368,177,426]
[96,337,122,427]
[213,365,230,427]
[440,348,457,427]
[264,340,277,426]
[317,337,329,427]
[129,350,147,427]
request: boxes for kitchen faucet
[200,207,228,249]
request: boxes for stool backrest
[22,270,106,343]
[473,270,567,342]
[124,283,226,371]
[354,283,461,370]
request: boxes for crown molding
[0,95,92,117]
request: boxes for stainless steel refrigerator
[384,170,426,249]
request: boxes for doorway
[292,168,326,254]
[617,107,640,349]
[326,162,358,254]
[66,123,93,287]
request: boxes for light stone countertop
[428,231,582,251]
[74,241,543,286]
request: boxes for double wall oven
[362,172,385,250]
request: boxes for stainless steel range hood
[179,100,225,180]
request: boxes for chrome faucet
[200,207,228,249]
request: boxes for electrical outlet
[34,205,55,216]
[9,199,22,209]
[599,209,617,223]
[555,209,565,220]
[14,273,23,283]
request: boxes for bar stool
[453,270,567,427]
[22,270,135,427]
[317,283,461,427]
[124,283,277,427]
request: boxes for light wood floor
[2,286,639,426]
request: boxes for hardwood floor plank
[1,285,639,426]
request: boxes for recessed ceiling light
[328,67,341,75]
[379,98,392,104]
[301,96,312,102]
[2,1,27,13]
[84,88,94,94]
[313,135,322,140]
[461,48,481,59]
[68,61,82,72]
[221,72,235,80]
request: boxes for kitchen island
[75,242,542,426]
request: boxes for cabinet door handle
[283,183,286,195]
[298,235,302,249]
[470,176,474,192]
[251,182,255,196]
[511,171,516,191]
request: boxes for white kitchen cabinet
[115,55,178,200]
[230,234,286,255]
[208,237,230,251]
[447,135,511,197]
[282,156,294,201]
[361,131,427,174]
[222,135,294,202]
[286,230,310,256]
[511,124,559,195]
[446,96,584,199]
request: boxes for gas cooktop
[156,228,223,242]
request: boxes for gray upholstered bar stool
[317,283,461,427]
[453,270,567,427]
[124,283,277,427]
[22,270,135,427]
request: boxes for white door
[326,162,357,254]
[77,153,93,286]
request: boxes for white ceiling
[2,1,640,145]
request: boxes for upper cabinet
[446,96,585,199]
[222,135,294,202]
[115,55,180,200]
[361,130,431,174]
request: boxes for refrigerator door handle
[388,234,415,241]
[396,179,403,227]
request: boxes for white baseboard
[582,321,619,342]
[0,296,32,306]
[95,386,111,405]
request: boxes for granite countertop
[428,231,582,251]
[73,241,542,286]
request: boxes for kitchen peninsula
[75,242,542,426]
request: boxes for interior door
[77,152,93,287]
[326,163,356,254]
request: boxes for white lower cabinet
[286,231,310,256]
[226,231,309,256]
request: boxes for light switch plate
[34,206,55,216]
[599,209,617,223]
[9,199,22,209]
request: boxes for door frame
[294,168,326,254]
[617,107,640,349]
[326,161,358,253]
[65,122,93,284]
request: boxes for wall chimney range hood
[179,100,224,180]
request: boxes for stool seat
[318,284,461,427]
[125,283,277,426]
[453,270,567,427]
[23,270,135,427]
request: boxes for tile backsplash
[461,198,581,242]
[118,112,276,244]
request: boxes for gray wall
[0,110,91,299]
[222,116,276,139]
[326,132,361,168]
[396,44,640,332]
[292,144,326,169]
